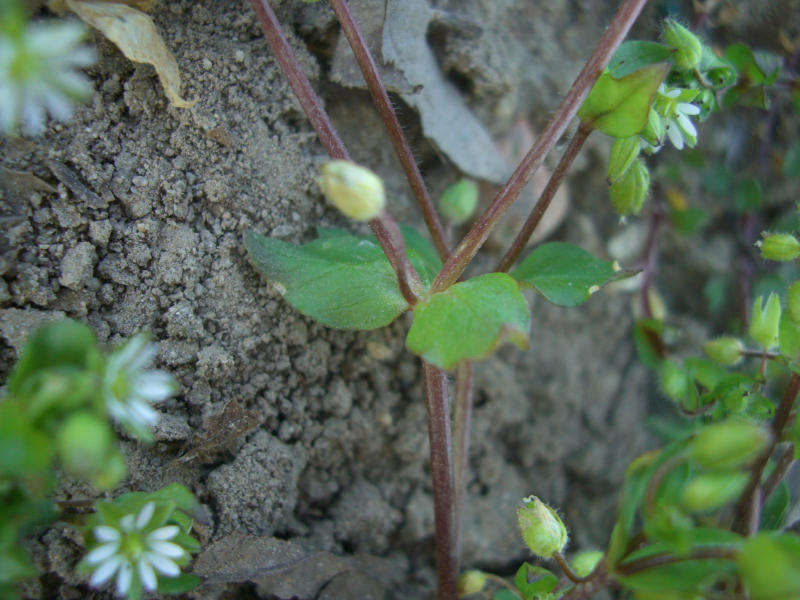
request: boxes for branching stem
[432,0,649,293]
[329,0,451,261]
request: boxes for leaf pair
[247,229,624,370]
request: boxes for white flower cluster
[103,333,179,439]
[87,502,187,596]
[0,18,95,135]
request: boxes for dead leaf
[64,0,195,108]
[177,399,261,465]
[382,0,509,183]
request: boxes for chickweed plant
[3,0,800,599]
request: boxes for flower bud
[703,337,743,366]
[57,411,113,482]
[608,136,641,184]
[789,281,800,324]
[517,495,567,559]
[757,233,800,262]
[640,108,665,150]
[749,293,782,348]
[659,360,688,402]
[318,160,385,221]
[681,471,749,512]
[439,179,479,225]
[571,551,604,578]
[609,159,649,216]
[457,570,488,596]
[690,420,770,470]
[663,19,703,71]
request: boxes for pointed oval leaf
[578,63,670,137]
[406,273,530,370]
[246,231,410,330]
[511,242,620,307]
[608,41,675,78]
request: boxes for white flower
[0,18,95,136]
[656,85,701,151]
[86,502,187,596]
[103,333,178,439]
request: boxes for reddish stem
[432,0,649,293]
[248,0,420,304]
[452,360,474,560]
[496,123,592,273]
[423,361,458,600]
[329,0,451,261]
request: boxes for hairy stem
[733,373,800,534]
[423,361,458,600]
[431,0,649,292]
[553,551,591,584]
[496,123,592,272]
[329,0,451,261]
[248,0,420,304]
[452,360,474,560]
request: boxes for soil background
[1,1,795,598]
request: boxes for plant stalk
[423,361,458,600]
[733,372,800,534]
[248,0,420,304]
[431,0,649,293]
[495,123,592,273]
[329,0,451,261]
[452,360,474,559]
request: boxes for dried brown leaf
[64,0,195,108]
[178,399,261,465]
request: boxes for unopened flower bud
[439,179,479,225]
[691,420,770,470]
[758,233,800,262]
[749,293,782,348]
[659,360,688,402]
[457,570,488,596]
[57,411,113,481]
[640,108,665,150]
[608,136,641,184]
[318,160,385,221]
[681,471,749,512]
[703,337,743,366]
[789,281,800,324]
[571,551,604,577]
[609,159,649,216]
[517,495,567,559]
[663,19,703,71]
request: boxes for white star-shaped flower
[0,18,95,136]
[656,85,702,151]
[86,502,187,596]
[103,333,178,440]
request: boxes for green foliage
[511,242,621,307]
[438,179,479,225]
[406,273,530,370]
[737,533,800,599]
[513,562,558,599]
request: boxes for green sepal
[511,242,624,307]
[406,273,530,370]
[579,63,670,137]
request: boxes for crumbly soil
[0,0,757,598]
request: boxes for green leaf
[399,225,442,289]
[633,318,665,369]
[157,573,203,595]
[616,547,735,592]
[246,230,410,330]
[738,532,800,600]
[406,273,530,370]
[760,479,790,531]
[608,41,675,78]
[493,590,520,600]
[514,563,558,599]
[511,242,620,307]
[699,45,737,89]
[0,546,36,582]
[578,63,670,137]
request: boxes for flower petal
[139,557,158,592]
[666,122,684,150]
[93,526,121,543]
[89,555,122,587]
[116,561,133,596]
[149,540,187,559]
[148,525,180,542]
[120,514,136,532]
[129,399,160,427]
[676,112,698,138]
[85,542,120,565]
[135,371,177,402]
[136,501,155,529]
[146,552,181,577]
[677,102,701,116]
